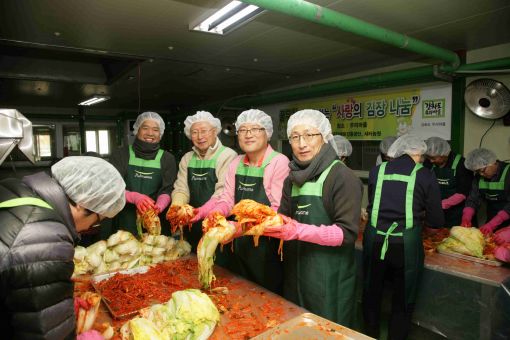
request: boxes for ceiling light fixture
[191,1,265,35]
[78,95,110,106]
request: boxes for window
[33,125,55,160]
[347,141,380,171]
[86,129,110,155]
[63,127,112,157]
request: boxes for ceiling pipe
[224,57,510,108]
[242,0,461,69]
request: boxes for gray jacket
[0,172,79,339]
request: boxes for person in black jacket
[0,156,125,339]
[363,134,444,340]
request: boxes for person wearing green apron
[192,109,290,293]
[109,111,176,238]
[462,148,510,235]
[170,111,237,253]
[363,134,444,340]
[333,134,353,163]
[263,110,363,326]
[0,156,125,339]
[425,136,473,227]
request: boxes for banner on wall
[279,84,452,141]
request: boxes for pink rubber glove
[441,193,466,210]
[461,207,475,227]
[263,215,343,246]
[125,190,155,213]
[77,330,104,340]
[494,244,510,263]
[190,198,226,223]
[190,207,205,224]
[154,194,171,214]
[494,226,510,245]
[480,210,510,235]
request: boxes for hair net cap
[183,111,221,139]
[333,135,352,157]
[387,134,427,158]
[464,148,497,171]
[235,109,274,139]
[52,156,126,218]
[379,136,397,154]
[133,111,165,136]
[425,137,451,157]
[287,109,334,147]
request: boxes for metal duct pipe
[242,0,460,68]
[226,57,510,108]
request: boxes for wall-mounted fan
[464,78,510,120]
[222,121,236,137]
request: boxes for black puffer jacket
[0,172,79,340]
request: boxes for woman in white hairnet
[462,148,510,235]
[376,135,397,165]
[191,109,289,293]
[0,156,125,339]
[363,134,443,340]
[170,111,237,251]
[262,110,362,326]
[333,134,352,162]
[109,111,176,237]
[424,136,473,227]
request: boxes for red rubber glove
[494,244,510,263]
[77,330,104,340]
[461,207,475,227]
[190,207,203,224]
[494,226,510,245]
[480,210,510,235]
[74,297,90,316]
[125,190,155,213]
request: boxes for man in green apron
[462,148,510,235]
[109,111,177,238]
[363,134,444,340]
[192,109,290,293]
[263,110,362,327]
[0,156,125,339]
[170,111,237,253]
[425,136,473,227]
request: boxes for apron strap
[451,154,461,176]
[128,146,164,168]
[479,162,510,190]
[0,197,53,210]
[376,222,403,260]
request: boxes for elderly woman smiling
[263,109,363,326]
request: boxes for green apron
[364,162,423,304]
[116,146,164,237]
[432,154,462,227]
[186,146,225,253]
[231,151,283,293]
[478,162,510,221]
[286,160,356,326]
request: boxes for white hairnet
[464,148,497,171]
[425,137,451,157]
[387,134,427,158]
[52,157,126,218]
[379,136,397,155]
[287,109,335,150]
[333,135,352,157]
[133,111,165,136]
[235,109,273,139]
[183,111,221,139]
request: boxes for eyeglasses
[91,213,102,228]
[237,127,265,136]
[476,166,488,175]
[190,128,215,137]
[289,133,322,144]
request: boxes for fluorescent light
[78,95,110,106]
[191,1,265,35]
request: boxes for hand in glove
[479,210,510,235]
[190,207,204,224]
[77,330,104,340]
[125,191,155,214]
[461,207,475,227]
[494,244,510,263]
[220,221,242,245]
[154,194,171,214]
[263,214,298,241]
[494,226,510,245]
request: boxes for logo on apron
[191,172,209,181]
[295,203,311,216]
[485,193,499,201]
[134,170,154,179]
[437,178,450,185]
[238,181,256,192]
